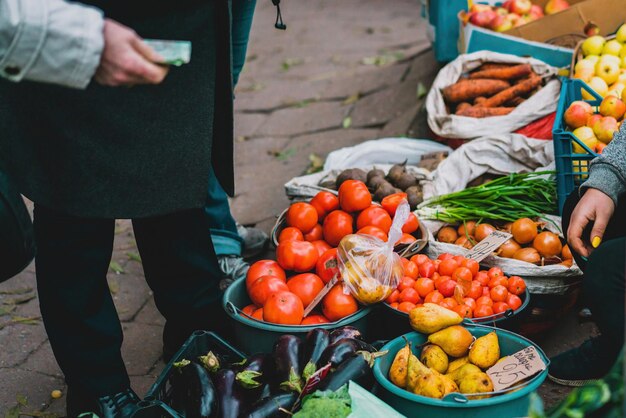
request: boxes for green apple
[581,35,606,57]
[571,126,598,153]
[585,55,601,64]
[620,45,626,59]
[602,40,623,56]
[583,76,609,100]
[574,59,596,81]
[596,56,620,85]
[621,56,626,69]
[616,23,626,44]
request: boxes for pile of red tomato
[385,253,527,319]
[242,181,421,326]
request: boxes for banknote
[143,39,192,66]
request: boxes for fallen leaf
[306,153,324,174]
[416,82,427,99]
[5,405,19,418]
[126,252,142,263]
[0,305,16,316]
[342,93,360,106]
[275,148,296,161]
[342,116,352,129]
[4,294,36,305]
[108,280,120,295]
[16,394,28,406]
[282,58,303,71]
[0,287,33,295]
[109,261,124,274]
[294,99,313,108]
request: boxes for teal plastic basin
[222,277,373,355]
[373,325,549,418]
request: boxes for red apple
[502,0,513,11]
[587,113,603,128]
[545,0,570,15]
[490,14,514,32]
[469,10,498,28]
[599,95,626,120]
[470,4,493,13]
[529,5,544,19]
[592,116,619,144]
[564,101,594,129]
[509,0,532,15]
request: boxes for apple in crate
[574,59,596,82]
[490,14,514,32]
[587,114,602,128]
[529,4,544,19]
[544,0,570,15]
[470,9,497,27]
[508,0,531,15]
[564,101,594,129]
[582,36,606,57]
[603,40,623,57]
[599,95,626,120]
[596,56,621,85]
[617,23,626,44]
[571,126,598,153]
[592,116,619,144]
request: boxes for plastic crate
[143,330,246,417]
[427,0,469,62]
[552,78,602,214]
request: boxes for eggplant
[169,361,217,418]
[272,335,303,393]
[328,326,364,344]
[198,351,222,373]
[317,338,375,368]
[244,393,298,418]
[215,368,246,418]
[236,353,271,389]
[301,329,330,380]
[316,351,384,392]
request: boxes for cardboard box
[459,0,626,67]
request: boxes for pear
[439,373,460,395]
[446,363,482,385]
[428,325,474,357]
[406,352,426,392]
[447,356,469,374]
[420,344,449,374]
[409,303,463,334]
[469,331,500,369]
[458,372,494,399]
[389,339,411,388]
[412,369,446,399]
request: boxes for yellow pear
[427,325,474,357]
[412,369,446,399]
[420,344,449,374]
[389,339,410,388]
[445,363,482,385]
[406,352,429,392]
[439,373,460,395]
[458,372,494,399]
[409,303,463,334]
[469,331,500,369]
[447,356,469,374]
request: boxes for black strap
[272,0,286,30]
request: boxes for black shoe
[66,387,141,418]
[548,337,615,387]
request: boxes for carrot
[506,97,526,107]
[469,64,532,81]
[474,96,487,105]
[455,102,472,114]
[475,63,515,72]
[476,75,542,108]
[442,79,511,103]
[456,107,515,118]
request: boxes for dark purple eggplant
[301,329,330,380]
[198,351,222,374]
[272,335,303,393]
[316,351,384,392]
[328,326,364,344]
[317,338,375,368]
[170,361,217,418]
[244,393,298,418]
[215,368,245,418]
[236,353,271,389]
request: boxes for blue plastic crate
[552,78,602,214]
[427,0,468,62]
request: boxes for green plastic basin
[373,325,549,418]
[222,277,373,355]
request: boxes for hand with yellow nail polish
[567,188,615,258]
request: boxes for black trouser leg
[34,205,129,396]
[132,208,226,352]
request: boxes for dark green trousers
[34,205,225,396]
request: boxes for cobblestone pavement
[0,0,595,415]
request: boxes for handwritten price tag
[303,274,338,317]
[487,346,547,391]
[465,230,512,263]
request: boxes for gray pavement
[0,0,595,415]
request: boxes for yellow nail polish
[592,236,602,248]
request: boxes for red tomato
[279,227,304,243]
[401,259,419,280]
[437,253,455,261]
[396,234,417,245]
[418,262,436,278]
[440,297,458,310]
[287,273,325,308]
[303,224,323,242]
[506,294,523,310]
[286,202,318,233]
[460,259,479,277]
[398,277,416,292]
[453,267,473,284]
[242,304,256,316]
[263,291,304,325]
[453,255,466,265]
[356,206,392,233]
[492,302,511,314]
[390,302,399,310]
[431,272,441,283]
[454,304,473,318]
[438,259,459,276]
[474,271,490,286]
[385,289,400,304]
[467,281,483,299]
[301,314,330,325]
[322,210,354,247]
[474,304,494,318]
[322,285,358,321]
[316,248,340,284]
[399,287,421,304]
[475,296,493,306]
[309,191,339,220]
[414,277,435,298]
[490,285,509,302]
[463,297,477,310]
[508,276,527,296]
[482,286,490,297]
[338,180,371,213]
[311,240,332,257]
[433,275,449,290]
[381,193,408,217]
[246,260,286,289]
[357,226,388,242]
[487,267,504,280]
[488,276,508,289]
[276,240,319,272]
[411,254,430,266]
[252,308,264,320]
[436,279,457,298]
[398,301,416,313]
[424,290,444,304]
[248,275,290,306]
[402,213,420,234]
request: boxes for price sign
[465,230,512,262]
[486,346,547,391]
[303,274,339,317]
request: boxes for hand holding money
[94,19,170,87]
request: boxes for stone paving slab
[255,101,350,137]
[0,368,65,415]
[120,323,163,377]
[22,340,63,379]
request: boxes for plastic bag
[337,200,410,304]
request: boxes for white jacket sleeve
[0,0,104,89]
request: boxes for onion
[513,247,541,265]
[497,239,521,258]
[533,231,563,258]
[455,236,474,249]
[457,221,477,237]
[511,218,537,244]
[475,223,496,242]
[437,226,458,243]
[501,222,513,233]
[561,244,572,260]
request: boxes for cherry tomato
[453,267,473,284]
[488,276,508,289]
[475,296,493,306]
[401,259,419,280]
[440,297,458,310]
[437,253,455,261]
[487,267,504,281]
[467,281,483,299]
[506,294,523,310]
[301,314,330,325]
[396,233,417,245]
[424,290,444,304]
[411,254,430,266]
[287,273,325,308]
[303,224,323,242]
[460,258,479,277]
[438,259,459,276]
[276,240,319,272]
[490,285,509,302]
[357,226,388,242]
[322,285,358,321]
[286,202,318,233]
[248,275,290,306]
[414,277,435,298]
[381,193,408,217]
[322,210,354,247]
[310,240,332,257]
[399,287,421,304]
[454,304,473,318]
[316,248,340,284]
[356,206,392,233]
[309,191,339,220]
[279,227,304,243]
[385,289,400,304]
[508,276,527,296]
[398,301,417,313]
[402,213,420,234]
[246,260,286,289]
[252,307,264,320]
[474,304,494,318]
[242,304,256,316]
[474,271,490,286]
[263,291,304,325]
[418,261,436,278]
[436,279,457,298]
[492,302,511,314]
[338,180,371,213]
[398,277,417,292]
